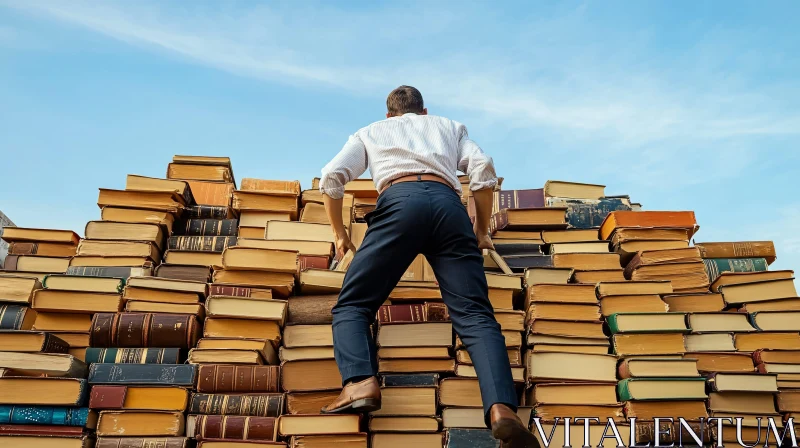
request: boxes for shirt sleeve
[320,133,368,199]
[456,124,498,191]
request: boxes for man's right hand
[335,235,357,261]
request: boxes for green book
[703,258,768,283]
[617,377,707,401]
[607,312,688,334]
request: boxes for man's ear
[421,108,428,115]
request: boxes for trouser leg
[423,184,518,426]
[331,185,427,384]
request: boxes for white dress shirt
[319,113,497,199]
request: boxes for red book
[190,415,277,441]
[0,425,86,437]
[377,303,450,324]
[299,255,329,271]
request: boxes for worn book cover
[88,364,197,386]
[546,196,632,229]
[189,393,283,417]
[167,236,237,253]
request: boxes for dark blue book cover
[88,363,196,386]
[381,373,439,387]
[445,429,500,448]
[0,405,91,426]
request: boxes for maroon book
[191,415,277,441]
[196,365,281,393]
[0,424,86,437]
[89,313,199,348]
[495,189,545,210]
[298,255,329,271]
[377,303,450,324]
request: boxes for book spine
[0,304,29,330]
[7,242,38,255]
[194,415,277,441]
[196,365,280,393]
[90,313,198,348]
[298,255,328,271]
[95,437,190,448]
[0,424,86,436]
[167,236,237,253]
[84,348,183,364]
[425,303,450,322]
[64,266,147,279]
[41,334,70,354]
[752,349,766,365]
[285,295,336,325]
[377,304,425,323]
[3,256,19,271]
[547,198,631,230]
[184,206,232,219]
[755,363,768,374]
[489,211,508,234]
[89,386,127,409]
[493,244,543,256]
[208,285,256,297]
[380,373,439,387]
[616,379,634,401]
[88,364,197,386]
[188,393,283,417]
[697,242,775,260]
[0,406,90,426]
[703,258,768,282]
[606,314,621,334]
[174,219,238,237]
[617,360,632,379]
[495,189,545,210]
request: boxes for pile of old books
[0,161,798,447]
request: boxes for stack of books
[2,227,79,276]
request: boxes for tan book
[616,240,690,255]
[221,247,298,273]
[123,287,201,304]
[599,295,668,316]
[486,288,514,310]
[527,352,617,383]
[125,300,204,316]
[456,348,520,366]
[32,289,122,313]
[685,333,736,352]
[619,358,699,378]
[529,320,606,339]
[369,416,439,432]
[629,261,710,292]
[540,229,599,243]
[77,240,160,259]
[286,390,341,414]
[739,297,800,312]
[278,414,360,436]
[232,190,299,219]
[32,312,92,332]
[104,386,188,411]
[85,221,165,249]
[301,202,352,227]
[530,344,609,355]
[552,253,621,271]
[572,269,626,283]
[7,241,77,257]
[284,325,333,348]
[299,269,345,295]
[377,323,452,348]
[1,227,80,245]
[163,251,222,267]
[187,180,234,207]
[378,358,455,373]
[711,270,795,292]
[0,331,67,352]
[549,242,610,254]
[0,377,88,405]
[55,333,90,348]
[526,333,609,347]
[69,256,153,267]
[609,313,687,333]
[97,189,185,213]
[236,227,264,239]
[708,391,777,414]
[43,275,123,293]
[125,175,190,196]
[101,207,175,233]
[167,163,232,183]
[686,352,754,373]
[96,410,184,436]
[237,239,333,258]
[719,278,798,305]
[7,256,70,273]
[0,274,42,304]
[279,346,335,362]
[529,383,618,405]
[239,211,291,228]
[289,434,367,448]
[127,276,206,294]
[379,347,451,360]
[526,303,601,322]
[624,401,707,420]
[544,180,605,199]
[239,178,300,195]
[439,378,481,407]
[456,364,525,382]
[735,332,800,351]
[612,333,686,356]
[494,310,524,331]
[484,273,522,291]
[212,270,294,297]
[371,387,436,416]
[597,281,673,297]
[204,318,281,340]
[523,267,572,285]
[281,359,342,392]
[534,404,625,422]
[266,221,335,243]
[662,293,725,313]
[753,350,800,364]
[0,352,86,377]
[187,348,262,365]
[688,313,755,333]
[526,283,597,308]
[611,227,690,244]
[197,338,278,365]
[172,154,232,166]
[709,373,778,393]
[205,296,287,324]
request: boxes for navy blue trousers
[331,180,518,424]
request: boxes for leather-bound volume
[89,386,127,409]
[66,265,154,279]
[196,365,280,393]
[96,437,192,448]
[286,295,337,325]
[90,313,199,348]
[88,364,197,386]
[298,255,329,271]
[188,393,283,417]
[167,236,237,253]
[696,241,777,265]
[173,219,239,237]
[0,424,87,437]
[0,405,92,426]
[185,205,235,219]
[0,331,70,353]
[8,242,78,257]
[190,415,277,441]
[3,256,19,271]
[208,285,273,300]
[0,304,36,330]
[493,189,545,213]
[84,348,183,364]
[155,264,212,283]
[377,303,450,324]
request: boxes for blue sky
[1,1,798,278]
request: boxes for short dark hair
[386,85,424,115]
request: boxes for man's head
[386,85,427,118]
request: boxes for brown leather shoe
[490,404,541,448]
[320,377,381,414]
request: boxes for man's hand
[335,235,357,261]
[474,222,495,251]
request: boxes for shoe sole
[492,418,541,448]
[320,398,382,414]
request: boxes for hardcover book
[188,393,284,417]
[173,219,239,237]
[167,236,237,253]
[545,196,632,229]
[196,365,281,393]
[0,406,94,427]
[90,313,199,348]
[84,348,183,364]
[188,415,277,441]
[88,364,197,386]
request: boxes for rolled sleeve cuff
[320,184,345,200]
[470,177,498,191]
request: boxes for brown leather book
[0,425,86,437]
[96,437,192,448]
[197,365,281,393]
[155,264,212,283]
[208,285,273,300]
[377,303,450,324]
[90,313,199,348]
[695,241,777,265]
[189,415,277,441]
[189,392,284,417]
[298,255,329,271]
[286,295,337,325]
[8,242,78,257]
[89,385,127,409]
[168,236,237,253]
[173,219,239,237]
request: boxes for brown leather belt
[380,174,451,195]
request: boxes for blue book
[0,406,92,426]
